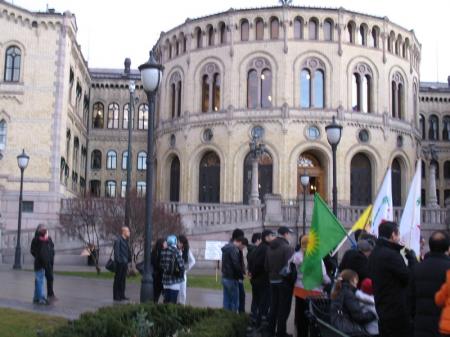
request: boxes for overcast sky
[7,0,450,82]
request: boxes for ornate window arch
[388,31,395,53]
[300,58,325,109]
[169,71,183,118]
[106,150,117,170]
[359,24,368,46]
[419,114,426,140]
[207,25,214,46]
[443,115,450,141]
[92,102,104,128]
[323,18,333,41]
[347,21,356,44]
[137,151,147,170]
[0,119,6,151]
[200,63,221,112]
[247,57,272,109]
[391,72,405,119]
[270,17,279,40]
[218,22,227,44]
[255,18,264,40]
[4,46,21,82]
[105,180,117,198]
[137,104,149,130]
[241,19,250,41]
[195,27,203,49]
[123,103,134,129]
[294,16,304,39]
[352,63,373,113]
[308,17,319,40]
[107,103,119,129]
[429,115,439,141]
[122,151,128,170]
[91,150,102,169]
[371,26,380,48]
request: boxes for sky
[6,0,450,82]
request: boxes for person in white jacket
[178,235,196,305]
[355,278,379,336]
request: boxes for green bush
[45,303,248,337]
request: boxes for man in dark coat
[221,235,245,312]
[411,230,450,337]
[113,226,131,301]
[339,239,373,286]
[368,221,416,337]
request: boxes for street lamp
[248,136,265,205]
[138,51,163,303]
[13,149,30,269]
[325,116,343,216]
[300,171,310,234]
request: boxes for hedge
[44,303,248,337]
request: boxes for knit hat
[166,235,177,247]
[361,278,373,295]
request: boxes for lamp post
[325,116,343,216]
[138,51,163,303]
[248,136,265,205]
[300,171,310,235]
[13,149,30,270]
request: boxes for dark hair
[378,221,399,239]
[251,233,262,244]
[152,238,165,254]
[429,231,450,253]
[178,234,190,263]
[234,236,246,244]
[354,229,364,242]
[232,228,244,240]
[330,269,358,300]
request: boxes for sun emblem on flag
[306,229,319,257]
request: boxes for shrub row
[44,303,248,337]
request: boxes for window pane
[261,69,272,108]
[138,104,148,130]
[241,20,249,41]
[138,152,147,170]
[177,82,182,117]
[352,74,359,111]
[123,104,133,129]
[314,70,324,108]
[256,20,264,40]
[0,120,6,150]
[171,83,176,118]
[247,70,258,108]
[324,20,332,41]
[309,20,317,40]
[362,75,370,113]
[212,74,220,111]
[137,181,147,197]
[93,103,104,128]
[294,18,303,39]
[121,181,127,198]
[201,75,209,112]
[270,19,279,40]
[300,69,311,108]
[122,151,128,170]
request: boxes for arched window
[388,31,395,53]
[403,38,410,59]
[122,103,134,129]
[429,115,439,140]
[207,25,214,46]
[169,72,182,118]
[300,58,325,108]
[309,18,318,40]
[179,33,186,53]
[195,27,202,49]
[219,22,226,44]
[105,181,116,198]
[107,103,119,129]
[137,104,148,130]
[92,102,104,128]
[391,72,405,119]
[255,18,264,40]
[352,63,373,113]
[90,180,101,197]
[170,156,181,202]
[444,161,450,180]
[395,35,402,56]
[419,114,426,140]
[270,17,279,40]
[241,19,249,41]
[0,120,6,151]
[199,151,220,203]
[200,63,221,112]
[294,17,304,39]
[371,26,380,48]
[106,150,117,170]
[442,116,450,141]
[137,151,147,170]
[175,37,180,56]
[166,40,172,60]
[323,19,333,41]
[91,150,102,169]
[392,158,402,207]
[347,21,356,44]
[4,46,21,82]
[122,151,128,170]
[359,25,368,46]
[247,58,272,109]
[182,34,187,53]
[350,153,372,205]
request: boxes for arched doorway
[243,150,273,204]
[350,153,372,205]
[297,152,327,200]
[169,156,180,202]
[392,158,402,207]
[199,151,220,203]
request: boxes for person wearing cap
[159,235,185,304]
[265,226,295,337]
[247,229,275,331]
[339,237,374,287]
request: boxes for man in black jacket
[339,238,373,286]
[221,236,245,312]
[30,227,51,305]
[113,226,131,301]
[265,226,295,337]
[368,221,416,337]
[411,230,450,337]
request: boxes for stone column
[428,162,439,208]
[249,158,260,205]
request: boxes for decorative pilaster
[249,158,260,205]
[428,162,439,208]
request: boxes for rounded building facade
[152,6,422,206]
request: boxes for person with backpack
[160,235,185,304]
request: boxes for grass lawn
[53,271,251,291]
[0,308,67,337]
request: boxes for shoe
[113,297,122,302]
[37,299,50,305]
[121,297,130,301]
[32,299,39,304]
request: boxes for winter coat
[160,245,185,286]
[355,290,379,335]
[247,242,270,281]
[221,243,243,280]
[265,237,294,283]
[114,235,131,265]
[339,248,369,285]
[330,282,376,336]
[435,270,450,334]
[368,238,413,321]
[31,237,51,271]
[411,252,450,337]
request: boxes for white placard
[204,240,228,261]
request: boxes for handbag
[105,247,115,273]
[279,258,297,287]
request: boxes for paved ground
[0,264,295,333]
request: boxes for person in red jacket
[435,270,450,337]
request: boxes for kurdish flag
[301,193,347,290]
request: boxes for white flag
[399,162,422,256]
[370,168,393,236]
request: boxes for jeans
[163,288,179,304]
[238,280,245,313]
[33,269,46,302]
[268,281,293,337]
[222,278,239,312]
[113,263,128,300]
